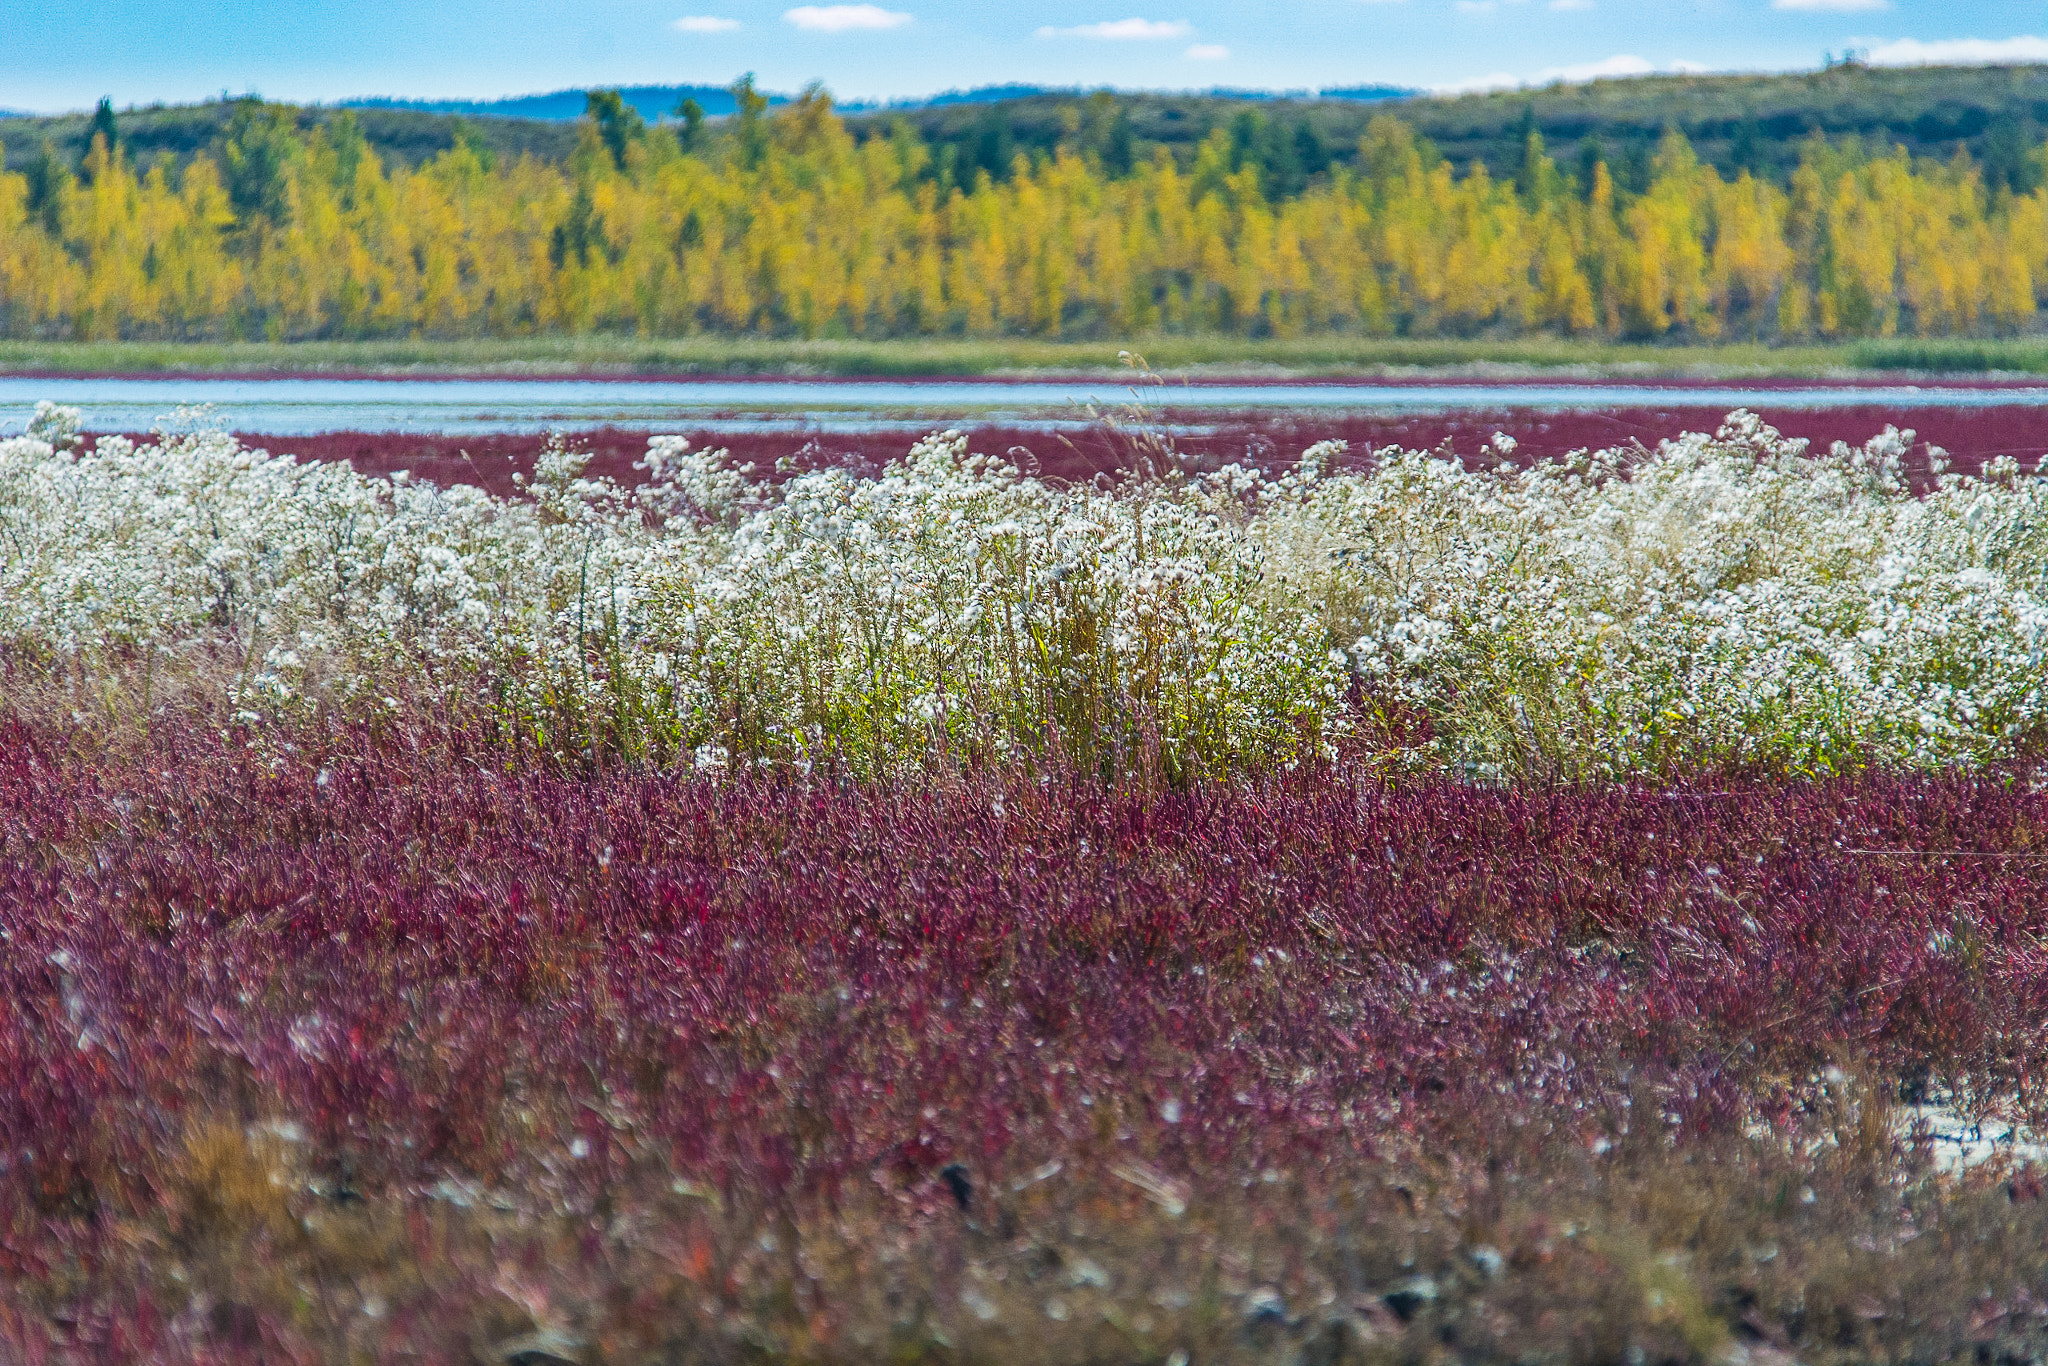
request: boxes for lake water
[6,376,2048,436]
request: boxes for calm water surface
[6,376,2048,435]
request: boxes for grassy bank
[10,334,2048,378]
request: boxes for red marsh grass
[82,401,2027,500]
[3,710,2048,1360]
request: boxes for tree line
[5,86,2047,341]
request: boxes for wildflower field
[5,399,2048,1362]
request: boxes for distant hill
[840,84,1057,113]
[1320,86,1419,102]
[338,84,787,123]
[339,82,1418,121]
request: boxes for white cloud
[1439,52,1666,91]
[1771,0,1886,9]
[1548,0,1594,10]
[672,14,741,30]
[1185,42,1229,58]
[1867,35,2048,66]
[783,3,911,31]
[1034,17,1193,38]
[1544,53,1654,80]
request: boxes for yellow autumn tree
[2,100,2046,342]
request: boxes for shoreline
[8,334,2048,383]
[17,368,2048,390]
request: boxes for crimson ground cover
[5,712,2048,1362]
[193,404,2037,499]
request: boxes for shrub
[4,406,2045,778]
[1272,413,2048,777]
[640,432,1344,778]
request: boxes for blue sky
[3,0,2048,112]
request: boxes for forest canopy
[6,77,2048,342]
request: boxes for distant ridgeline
[6,65,2048,341]
[332,82,1415,122]
[338,85,791,124]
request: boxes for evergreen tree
[968,105,1015,183]
[81,97,118,173]
[1981,111,2042,196]
[221,100,298,228]
[24,140,69,237]
[1577,134,1604,199]
[1080,92,1135,176]
[584,90,646,172]
[731,74,771,169]
[676,97,706,153]
[549,182,611,269]
[1227,109,1263,172]
[448,116,494,174]
[1731,110,1762,176]
[1619,139,1654,196]
[1518,128,1562,203]
[333,111,369,178]
[1104,107,1135,176]
[1293,120,1329,180]
[1511,102,1537,159]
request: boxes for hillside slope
[0,101,578,176]
[8,63,2048,188]
[1387,62,2048,190]
[846,63,2048,192]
